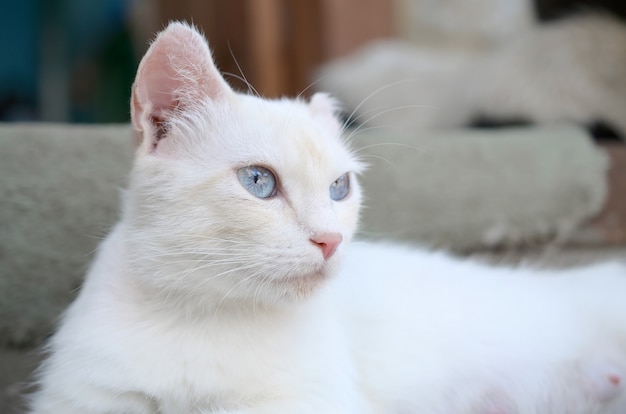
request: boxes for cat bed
[0,123,607,347]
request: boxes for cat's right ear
[130,22,233,152]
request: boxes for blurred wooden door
[157,0,394,97]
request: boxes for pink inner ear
[137,49,182,118]
[131,22,232,149]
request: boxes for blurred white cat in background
[320,0,626,139]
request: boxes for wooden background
[156,0,394,98]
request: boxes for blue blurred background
[0,0,140,123]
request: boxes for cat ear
[308,93,343,132]
[131,21,233,151]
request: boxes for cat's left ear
[131,22,233,152]
[308,93,343,132]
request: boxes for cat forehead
[213,95,361,174]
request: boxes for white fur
[395,0,535,48]
[30,23,626,414]
[319,13,626,137]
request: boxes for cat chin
[268,263,340,302]
[281,271,329,299]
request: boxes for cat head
[125,22,364,310]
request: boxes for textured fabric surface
[353,125,609,249]
[0,124,133,347]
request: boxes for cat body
[30,23,626,413]
[31,233,626,414]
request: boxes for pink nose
[310,233,343,260]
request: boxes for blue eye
[237,166,277,199]
[330,173,350,201]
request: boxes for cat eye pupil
[330,173,350,201]
[237,166,277,199]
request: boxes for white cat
[29,22,626,414]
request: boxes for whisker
[196,263,260,289]
[345,104,432,143]
[354,142,423,154]
[212,267,266,315]
[252,273,273,317]
[357,154,398,170]
[296,74,330,101]
[340,78,424,134]
[227,42,260,97]
[222,72,260,96]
